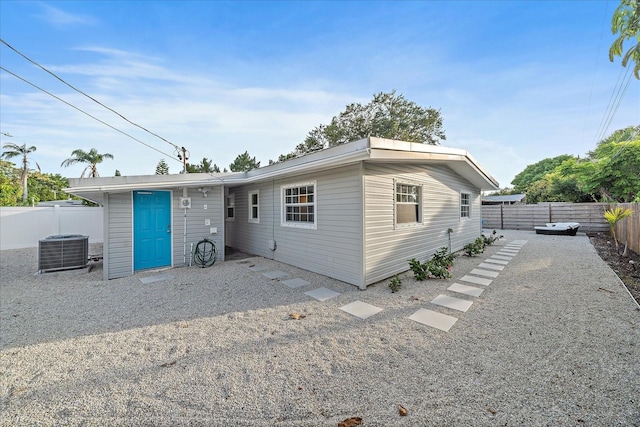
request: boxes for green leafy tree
[0,159,20,205]
[186,157,223,173]
[61,148,114,178]
[115,169,121,176]
[512,126,639,203]
[511,155,575,194]
[229,151,260,172]
[563,126,640,202]
[1,142,38,203]
[277,90,445,161]
[609,0,640,79]
[586,140,640,202]
[0,160,69,205]
[26,172,70,203]
[155,159,170,175]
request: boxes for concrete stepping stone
[281,278,309,288]
[495,252,514,258]
[499,249,519,254]
[478,262,504,271]
[262,270,289,279]
[431,294,473,312]
[460,275,493,286]
[339,301,383,319]
[492,255,513,260]
[248,265,269,272]
[305,287,340,301]
[448,282,484,297]
[139,274,175,284]
[409,309,458,332]
[485,258,509,265]
[470,268,499,278]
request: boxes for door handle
[167,225,171,233]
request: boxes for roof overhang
[366,138,499,190]
[65,137,499,204]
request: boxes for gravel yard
[1,230,638,426]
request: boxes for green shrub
[483,229,503,246]
[464,237,486,257]
[409,258,427,281]
[409,247,456,280]
[388,275,402,293]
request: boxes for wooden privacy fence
[614,203,639,255]
[482,202,639,254]
[482,203,610,233]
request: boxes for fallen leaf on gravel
[597,287,615,293]
[160,360,177,368]
[11,387,27,396]
[338,417,362,427]
[289,312,306,320]
[486,407,498,415]
[398,404,408,416]
[410,296,420,301]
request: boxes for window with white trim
[226,193,235,221]
[395,182,422,225]
[281,181,316,229]
[248,190,259,223]
[460,192,471,218]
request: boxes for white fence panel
[0,206,103,250]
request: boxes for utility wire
[594,65,633,144]
[581,0,610,146]
[0,66,180,162]
[1,38,184,153]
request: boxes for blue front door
[133,190,171,270]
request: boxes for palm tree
[61,148,114,178]
[1,142,38,203]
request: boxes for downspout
[360,161,366,290]
[183,187,188,266]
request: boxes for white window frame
[248,190,259,223]
[280,181,317,229]
[226,193,235,221]
[394,180,423,227]
[460,191,471,219]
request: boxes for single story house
[66,137,499,289]
[481,193,526,205]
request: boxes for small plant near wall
[409,258,428,281]
[388,275,402,293]
[409,247,457,280]
[483,229,503,246]
[463,237,486,257]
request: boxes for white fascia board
[368,142,499,190]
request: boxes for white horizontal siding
[364,163,481,285]
[105,192,133,279]
[229,165,363,286]
[226,183,276,258]
[172,187,224,267]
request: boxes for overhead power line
[0,38,187,156]
[593,65,634,145]
[0,66,180,162]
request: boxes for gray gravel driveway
[1,230,638,426]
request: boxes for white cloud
[37,3,96,27]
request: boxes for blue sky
[1,1,638,188]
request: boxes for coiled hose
[193,238,217,268]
